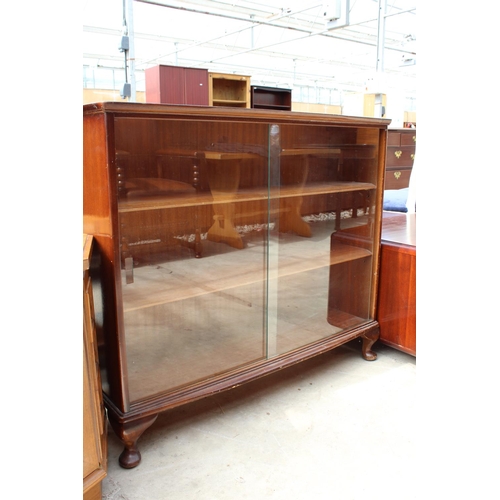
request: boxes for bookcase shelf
[251,86,292,110]
[208,72,251,108]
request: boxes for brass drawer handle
[394,171,401,179]
[394,150,402,159]
[411,153,415,160]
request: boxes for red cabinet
[145,65,209,105]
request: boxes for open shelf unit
[251,85,292,110]
[208,72,251,107]
[83,102,389,469]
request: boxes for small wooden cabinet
[251,86,292,110]
[376,212,416,356]
[145,65,209,105]
[84,102,389,469]
[83,235,107,500]
[385,128,416,190]
[208,72,250,107]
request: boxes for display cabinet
[83,102,389,469]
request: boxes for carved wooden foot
[109,414,158,469]
[361,328,379,361]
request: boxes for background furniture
[251,86,292,110]
[145,64,209,105]
[83,102,389,469]
[83,235,107,500]
[376,212,416,356]
[385,128,416,190]
[383,187,409,212]
[208,72,251,107]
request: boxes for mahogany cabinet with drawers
[83,102,389,469]
[385,128,416,190]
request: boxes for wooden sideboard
[385,128,416,190]
[84,102,390,468]
[376,212,416,356]
[83,235,107,499]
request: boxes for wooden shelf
[118,181,376,213]
[212,99,248,106]
[122,236,372,313]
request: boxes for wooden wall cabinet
[145,64,209,105]
[208,72,250,107]
[83,235,107,500]
[83,102,389,469]
[386,128,416,190]
[251,86,292,111]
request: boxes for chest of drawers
[385,129,416,190]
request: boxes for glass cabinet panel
[115,117,270,402]
[269,123,379,355]
[111,114,380,404]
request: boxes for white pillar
[126,0,136,101]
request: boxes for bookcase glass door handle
[394,150,402,159]
[394,171,401,179]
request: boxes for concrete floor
[102,340,416,500]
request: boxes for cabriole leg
[109,413,158,469]
[361,328,379,361]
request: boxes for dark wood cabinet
[145,64,209,105]
[251,86,292,110]
[83,102,389,469]
[385,128,416,190]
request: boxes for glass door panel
[115,117,270,402]
[268,123,379,356]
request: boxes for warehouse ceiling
[83,0,416,98]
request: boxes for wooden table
[376,212,416,356]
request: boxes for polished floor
[102,340,416,500]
